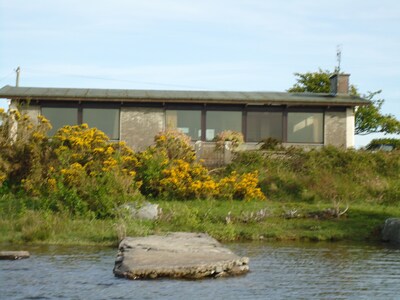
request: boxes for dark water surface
[1,241,400,299]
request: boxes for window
[83,108,120,140]
[41,107,78,136]
[41,107,120,139]
[246,112,283,142]
[166,110,201,140]
[287,112,323,143]
[206,111,242,141]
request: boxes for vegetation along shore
[0,109,399,246]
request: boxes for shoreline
[1,200,396,247]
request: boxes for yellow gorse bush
[0,111,265,217]
[0,109,52,192]
[157,160,265,200]
[224,171,266,201]
[141,130,266,201]
[60,162,86,186]
[50,124,140,191]
[159,159,217,199]
[154,129,195,163]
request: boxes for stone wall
[120,107,164,151]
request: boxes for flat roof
[0,85,369,106]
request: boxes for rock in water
[382,218,400,244]
[113,232,249,280]
[0,251,30,260]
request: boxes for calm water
[1,242,400,299]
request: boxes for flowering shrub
[135,129,195,197]
[214,130,244,151]
[135,147,169,197]
[52,124,138,176]
[136,129,265,201]
[48,124,141,217]
[217,171,266,201]
[0,109,265,217]
[0,110,141,217]
[157,165,265,201]
[154,129,195,163]
[159,159,217,199]
[0,109,52,191]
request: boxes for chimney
[329,73,350,95]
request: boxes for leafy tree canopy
[287,69,332,93]
[287,69,400,136]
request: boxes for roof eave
[8,96,368,107]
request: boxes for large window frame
[245,108,284,142]
[41,107,79,136]
[40,103,120,140]
[286,110,324,144]
[205,109,242,141]
[165,105,243,142]
[82,108,120,140]
[165,109,202,141]
[40,101,328,145]
[165,105,325,144]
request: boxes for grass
[1,114,399,247]
[1,199,399,246]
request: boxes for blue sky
[1,0,399,147]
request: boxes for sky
[0,0,399,147]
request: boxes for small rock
[120,201,161,220]
[382,218,400,244]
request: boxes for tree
[288,69,400,135]
[287,69,331,93]
[355,90,400,135]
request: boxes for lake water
[1,241,400,299]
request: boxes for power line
[0,71,15,83]
[23,67,208,90]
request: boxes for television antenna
[15,66,20,87]
[336,45,342,74]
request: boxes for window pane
[41,107,78,136]
[287,112,323,143]
[206,111,242,141]
[246,112,282,142]
[166,110,201,140]
[83,108,120,140]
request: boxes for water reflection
[1,242,400,299]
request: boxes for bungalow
[0,74,368,152]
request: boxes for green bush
[229,145,400,205]
[213,130,244,151]
[366,138,400,150]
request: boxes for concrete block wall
[324,110,347,147]
[120,107,164,151]
[11,103,40,124]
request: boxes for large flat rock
[0,251,30,260]
[113,232,249,280]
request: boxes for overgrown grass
[1,144,399,246]
[2,198,399,246]
[227,147,400,206]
